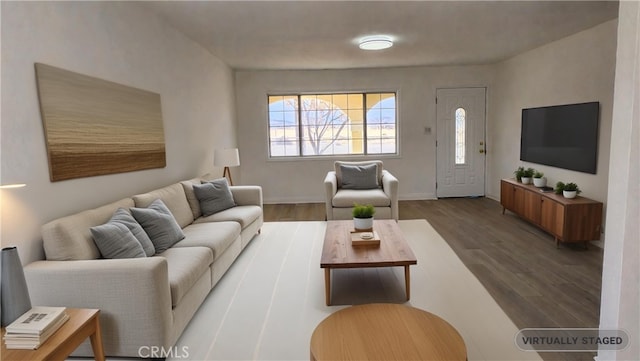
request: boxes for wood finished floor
[263,198,603,361]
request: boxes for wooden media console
[500,178,603,248]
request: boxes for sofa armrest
[324,171,338,220]
[230,185,263,208]
[24,257,172,356]
[382,170,399,220]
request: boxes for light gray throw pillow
[110,208,155,256]
[193,178,237,217]
[340,164,379,189]
[131,199,185,253]
[90,222,146,259]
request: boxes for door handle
[479,149,485,154]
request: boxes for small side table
[1,308,105,361]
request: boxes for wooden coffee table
[310,303,467,360]
[320,220,417,306]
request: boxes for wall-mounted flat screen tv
[520,101,599,174]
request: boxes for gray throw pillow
[90,222,146,259]
[110,208,155,256]
[131,199,185,253]
[193,178,237,217]
[340,164,379,189]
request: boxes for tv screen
[520,102,599,174]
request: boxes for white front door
[436,87,486,198]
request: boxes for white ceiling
[142,1,618,71]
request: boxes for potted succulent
[513,166,525,182]
[532,171,546,187]
[352,203,375,231]
[521,168,535,185]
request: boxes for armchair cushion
[332,189,391,208]
[334,160,383,187]
[339,164,379,189]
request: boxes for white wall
[599,1,639,360]
[0,2,236,264]
[489,20,618,238]
[235,66,495,203]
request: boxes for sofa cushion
[42,198,135,260]
[339,163,379,189]
[131,199,186,253]
[175,221,241,261]
[132,183,194,228]
[194,205,262,229]
[109,208,155,256]
[332,188,391,208]
[180,177,203,219]
[335,160,384,188]
[155,247,213,306]
[90,222,147,259]
[193,178,236,216]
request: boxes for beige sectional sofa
[24,175,263,358]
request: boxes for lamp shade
[1,247,32,327]
[214,148,240,167]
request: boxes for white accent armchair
[324,160,399,221]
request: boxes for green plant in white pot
[562,182,581,199]
[533,171,546,187]
[521,168,535,185]
[513,166,525,182]
[555,181,581,198]
[352,203,375,231]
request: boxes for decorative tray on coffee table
[350,230,381,247]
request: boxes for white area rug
[170,220,542,361]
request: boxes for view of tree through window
[268,92,396,157]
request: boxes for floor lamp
[214,148,240,186]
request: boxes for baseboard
[264,192,438,204]
[398,193,437,200]
[264,196,325,204]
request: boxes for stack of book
[3,306,69,350]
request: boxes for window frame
[267,91,399,159]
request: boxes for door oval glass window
[455,108,466,164]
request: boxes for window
[268,92,397,157]
[455,108,466,164]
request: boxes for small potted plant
[554,181,565,195]
[513,166,525,182]
[352,203,375,231]
[562,182,581,199]
[521,168,535,185]
[533,171,546,187]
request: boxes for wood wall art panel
[35,63,166,182]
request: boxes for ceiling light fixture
[358,35,393,51]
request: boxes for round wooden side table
[310,303,466,361]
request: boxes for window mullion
[363,94,368,155]
[297,95,303,157]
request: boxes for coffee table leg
[324,268,331,306]
[404,266,411,300]
[90,313,106,361]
